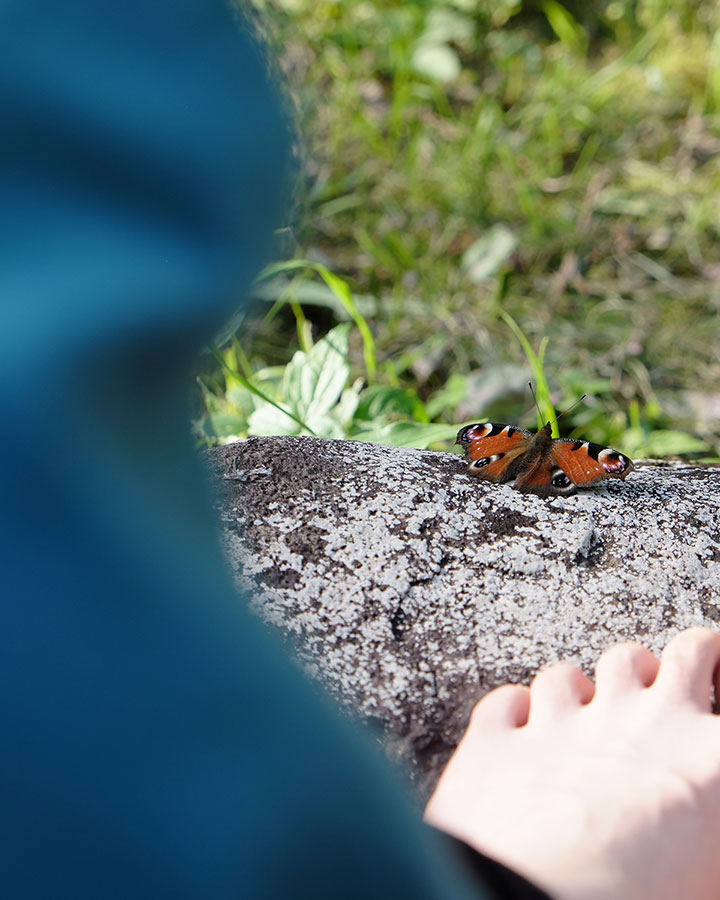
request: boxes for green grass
[195,0,720,461]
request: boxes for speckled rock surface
[206,436,720,798]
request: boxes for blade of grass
[541,1,587,56]
[314,264,377,380]
[255,259,377,381]
[500,311,557,432]
[231,337,255,380]
[289,299,312,353]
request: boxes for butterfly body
[456,421,633,496]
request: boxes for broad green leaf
[355,385,420,420]
[284,323,351,421]
[303,412,346,440]
[208,343,313,434]
[248,406,347,441]
[334,379,363,429]
[247,403,301,437]
[352,421,459,449]
[225,384,257,417]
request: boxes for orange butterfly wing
[550,439,634,487]
[513,439,633,496]
[456,423,533,483]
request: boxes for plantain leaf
[352,421,459,449]
[284,323,351,421]
[248,324,352,438]
[246,403,301,437]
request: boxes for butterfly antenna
[528,382,544,423]
[551,393,587,426]
[529,382,586,428]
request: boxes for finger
[652,628,720,712]
[528,663,594,725]
[592,642,660,703]
[468,684,531,731]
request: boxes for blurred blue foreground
[0,2,489,897]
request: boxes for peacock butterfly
[456,414,633,497]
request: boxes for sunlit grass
[197,0,720,460]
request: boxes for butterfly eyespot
[470,452,504,469]
[598,447,629,472]
[457,424,483,444]
[551,470,571,488]
[456,422,500,445]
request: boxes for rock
[206,436,720,799]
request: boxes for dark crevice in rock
[390,606,406,641]
[574,532,604,567]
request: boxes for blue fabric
[0,2,483,897]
